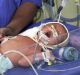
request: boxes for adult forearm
[6,2,38,36]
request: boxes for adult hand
[0,34,3,42]
[0,28,8,36]
[0,27,11,42]
[0,28,6,41]
[0,27,13,36]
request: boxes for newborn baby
[0,22,69,74]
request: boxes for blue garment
[0,0,42,27]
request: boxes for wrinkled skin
[0,22,68,67]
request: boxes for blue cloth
[5,19,80,75]
[0,0,42,27]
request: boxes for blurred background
[35,0,80,26]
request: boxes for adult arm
[0,2,38,36]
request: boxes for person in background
[0,0,42,38]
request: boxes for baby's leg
[18,52,43,67]
[18,50,54,67]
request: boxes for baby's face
[40,22,68,45]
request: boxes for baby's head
[38,22,69,49]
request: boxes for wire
[57,12,62,22]
[3,50,39,75]
[38,65,80,72]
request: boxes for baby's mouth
[45,31,53,38]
